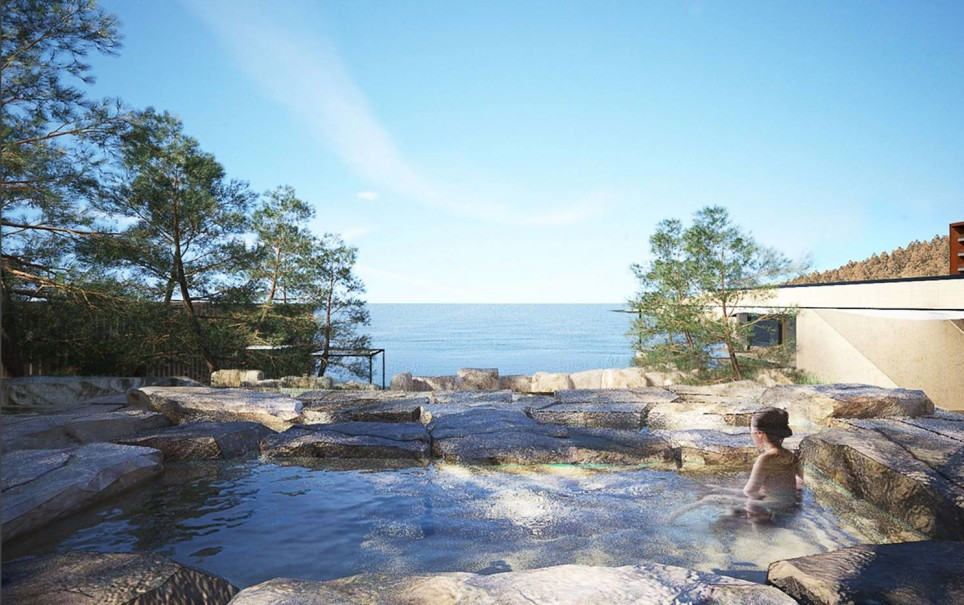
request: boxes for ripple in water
[3,460,917,588]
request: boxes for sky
[86,0,964,303]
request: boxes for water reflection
[5,460,914,589]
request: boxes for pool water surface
[4,460,911,588]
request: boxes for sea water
[361,303,636,382]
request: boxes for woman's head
[751,407,792,445]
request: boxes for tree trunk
[0,280,25,376]
[318,271,336,377]
[171,204,217,375]
[725,339,742,380]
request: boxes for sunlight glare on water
[3,459,903,589]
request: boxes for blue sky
[88,0,964,303]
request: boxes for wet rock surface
[129,386,302,431]
[2,408,170,451]
[801,415,964,539]
[2,443,162,541]
[261,422,432,462]
[767,541,964,605]
[116,421,273,461]
[230,563,796,604]
[2,551,238,605]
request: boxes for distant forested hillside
[789,235,949,284]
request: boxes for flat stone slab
[429,389,515,404]
[429,409,675,465]
[116,421,273,461]
[759,384,934,430]
[2,443,162,541]
[527,389,679,429]
[230,563,795,604]
[767,541,964,605]
[651,428,803,468]
[801,415,964,539]
[297,390,430,423]
[2,551,238,604]
[2,408,170,451]
[261,422,431,462]
[2,375,200,410]
[129,386,302,431]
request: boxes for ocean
[360,303,637,383]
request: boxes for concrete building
[742,275,964,410]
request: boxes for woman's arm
[743,455,767,499]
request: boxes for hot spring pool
[3,460,912,588]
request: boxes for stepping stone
[2,551,238,604]
[261,422,431,462]
[801,416,964,539]
[758,384,934,430]
[129,386,302,431]
[767,541,964,605]
[116,421,273,461]
[230,562,795,604]
[2,443,162,541]
[2,408,170,451]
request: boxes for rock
[652,429,801,468]
[230,563,795,604]
[116,421,273,461]
[2,408,170,451]
[645,384,766,430]
[570,369,605,389]
[500,374,532,393]
[414,375,459,391]
[297,390,431,424]
[601,367,650,389]
[457,368,500,390]
[643,369,693,387]
[530,372,574,394]
[2,443,162,541]
[758,384,934,430]
[261,422,431,462]
[1,375,200,410]
[800,415,964,539]
[2,551,238,604]
[429,409,674,465]
[279,375,334,389]
[430,390,515,405]
[753,368,796,387]
[527,388,679,429]
[767,541,964,605]
[210,369,265,388]
[129,386,302,431]
[390,372,414,391]
[335,381,378,391]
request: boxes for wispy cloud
[187,0,605,227]
[356,191,380,201]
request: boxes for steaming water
[4,460,906,589]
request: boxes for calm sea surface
[364,304,636,381]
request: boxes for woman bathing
[670,407,803,523]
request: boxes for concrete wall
[758,278,964,410]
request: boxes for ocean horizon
[354,303,637,384]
